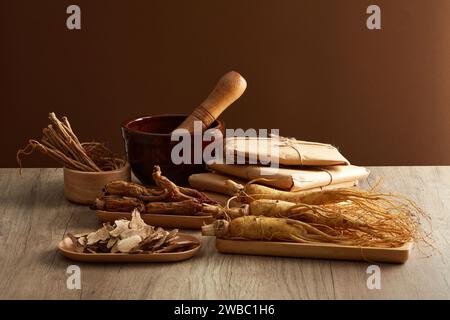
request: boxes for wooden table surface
[1,167,449,300]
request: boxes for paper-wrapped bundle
[208,163,369,191]
[224,136,349,166]
[189,172,359,195]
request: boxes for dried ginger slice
[110,241,120,253]
[151,231,170,251]
[109,219,130,238]
[136,227,166,251]
[165,229,179,243]
[78,237,87,246]
[86,225,111,245]
[120,225,153,240]
[74,232,89,238]
[117,235,142,253]
[155,241,197,253]
[130,208,147,229]
[107,237,118,249]
[67,233,85,253]
[103,222,114,231]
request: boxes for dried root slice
[67,233,85,253]
[120,225,153,240]
[86,225,111,245]
[117,235,142,253]
[130,209,147,229]
[66,209,198,254]
[154,241,198,253]
[109,219,130,238]
[107,237,118,249]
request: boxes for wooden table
[1,167,449,300]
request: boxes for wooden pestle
[174,71,247,133]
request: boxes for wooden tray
[96,210,214,229]
[216,239,413,263]
[58,234,201,263]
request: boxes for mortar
[121,114,225,186]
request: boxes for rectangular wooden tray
[96,210,214,229]
[216,238,413,263]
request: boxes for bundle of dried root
[17,112,124,172]
[68,209,198,253]
[92,166,216,215]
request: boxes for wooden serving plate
[216,239,413,264]
[58,234,201,263]
[96,210,214,229]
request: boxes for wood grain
[0,167,449,299]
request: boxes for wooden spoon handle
[175,71,247,132]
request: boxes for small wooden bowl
[64,162,131,205]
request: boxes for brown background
[2,0,450,167]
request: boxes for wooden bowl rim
[121,113,225,137]
[63,161,130,175]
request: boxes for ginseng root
[104,180,170,201]
[224,199,369,229]
[206,197,429,247]
[146,200,207,216]
[152,166,216,204]
[202,216,355,244]
[93,195,145,212]
[235,181,387,205]
[99,166,216,209]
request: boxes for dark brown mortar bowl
[121,114,225,186]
